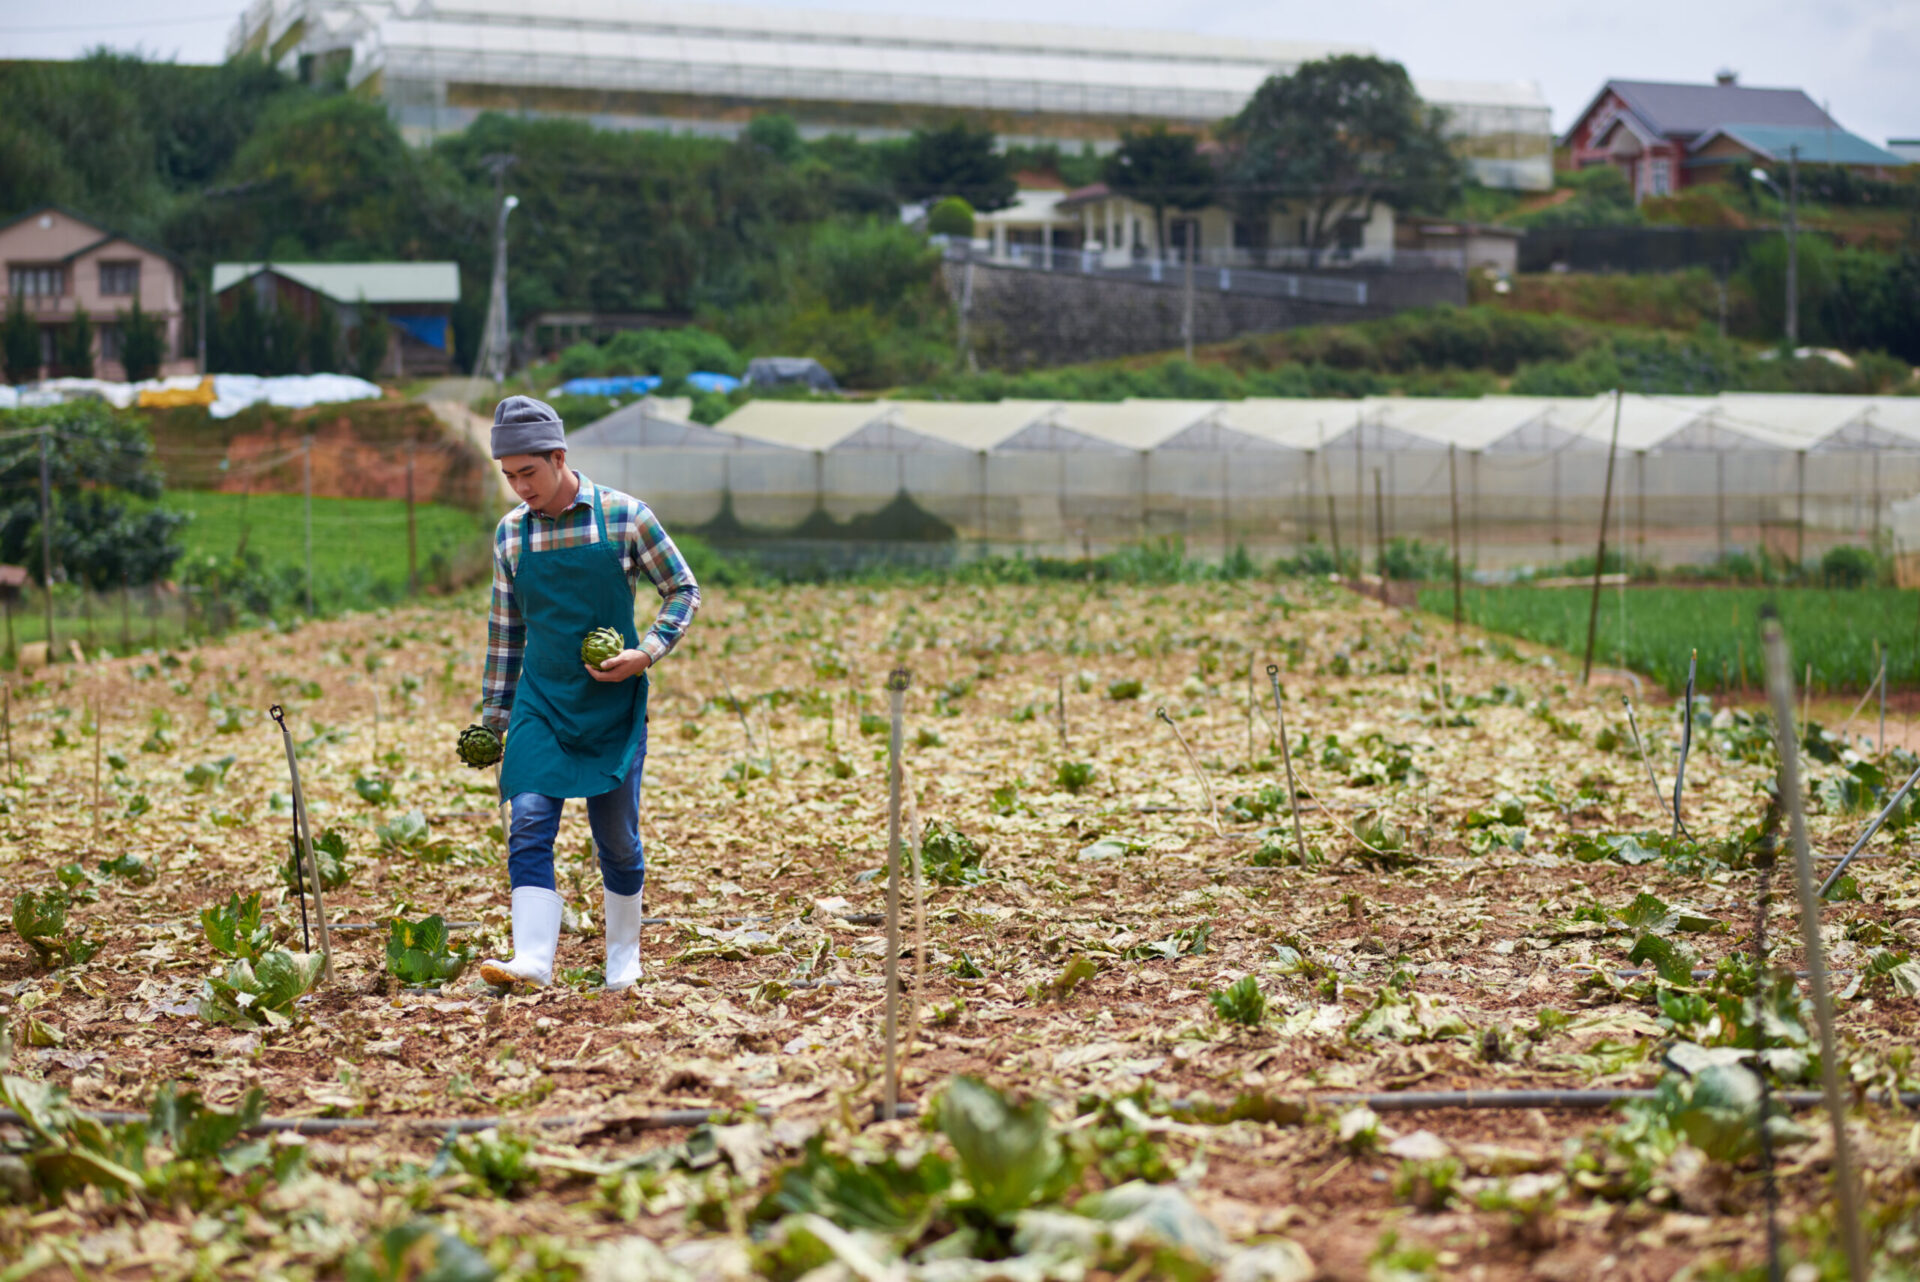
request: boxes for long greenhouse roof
[694,395,1920,456]
[248,0,1548,125]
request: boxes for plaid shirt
[482,473,700,732]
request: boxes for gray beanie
[491,395,566,458]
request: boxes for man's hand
[587,648,652,683]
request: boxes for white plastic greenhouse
[561,393,1920,570]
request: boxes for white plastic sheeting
[0,374,383,417]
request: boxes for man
[473,395,700,991]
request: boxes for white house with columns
[968,186,1398,270]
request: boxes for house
[211,261,461,377]
[1563,73,1907,201]
[0,205,196,382]
[1396,219,1525,277]
[969,185,1396,271]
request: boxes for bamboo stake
[881,668,911,1123]
[1760,611,1868,1282]
[1156,707,1222,836]
[2,684,11,783]
[1838,667,1882,746]
[90,695,101,850]
[270,705,333,980]
[1056,673,1068,748]
[1582,389,1624,686]
[1266,666,1311,867]
[1623,696,1674,823]
[1673,650,1696,841]
[1879,651,1888,751]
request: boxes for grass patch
[1423,584,1915,694]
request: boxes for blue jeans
[506,743,646,896]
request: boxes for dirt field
[1,579,1916,1280]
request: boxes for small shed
[211,261,461,378]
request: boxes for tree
[893,122,1016,212]
[1221,55,1462,262]
[927,196,975,239]
[1103,128,1214,260]
[3,294,39,384]
[118,297,165,382]
[58,306,94,377]
[0,401,185,588]
[307,301,340,373]
[354,300,391,381]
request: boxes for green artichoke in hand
[580,627,625,669]
[456,724,503,769]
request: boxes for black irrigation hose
[326,914,889,932]
[11,1087,1913,1140]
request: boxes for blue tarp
[389,313,449,350]
[686,371,742,394]
[560,375,662,397]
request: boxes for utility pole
[478,154,519,383]
[38,427,54,657]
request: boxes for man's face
[500,453,568,512]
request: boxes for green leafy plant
[937,1076,1075,1222]
[54,863,98,903]
[754,1133,952,1233]
[1030,954,1099,1003]
[859,712,888,736]
[1209,975,1268,1027]
[1106,678,1143,700]
[282,828,351,891]
[449,1128,537,1198]
[1054,760,1095,793]
[354,775,396,806]
[181,755,236,792]
[344,1220,497,1282]
[198,950,325,1028]
[919,819,985,886]
[11,889,102,968]
[386,914,471,987]
[97,853,156,885]
[201,892,273,962]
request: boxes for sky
[0,0,1913,146]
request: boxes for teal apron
[499,483,648,800]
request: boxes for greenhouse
[229,0,1553,187]
[561,393,1920,570]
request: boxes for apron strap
[589,481,608,545]
[519,501,534,557]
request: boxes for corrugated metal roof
[212,261,461,304]
[1609,80,1835,137]
[1694,124,1909,167]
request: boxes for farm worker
[473,395,701,991]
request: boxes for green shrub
[1820,544,1879,588]
[927,196,975,239]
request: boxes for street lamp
[482,193,520,383]
[1750,145,1800,346]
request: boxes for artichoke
[580,627,625,669]
[456,724,503,769]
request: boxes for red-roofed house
[1562,73,1905,200]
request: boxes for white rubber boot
[478,886,563,989]
[603,888,644,992]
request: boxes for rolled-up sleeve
[630,501,700,662]
[480,522,524,733]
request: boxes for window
[8,264,65,298]
[98,324,122,363]
[99,260,140,296]
[37,327,56,364]
[1337,217,1367,252]
[1232,219,1268,251]
[1650,160,1671,196]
